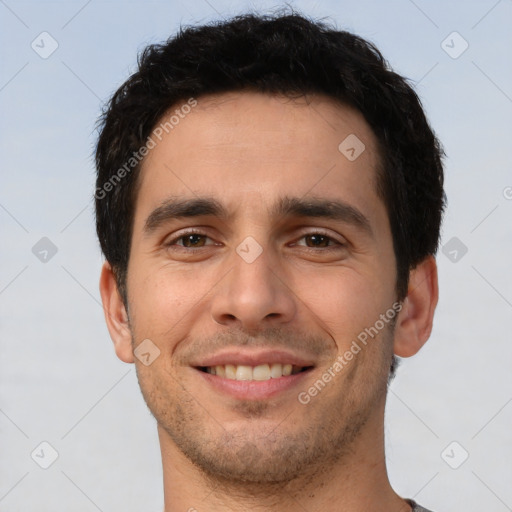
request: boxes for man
[96,11,444,512]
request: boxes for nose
[210,245,297,333]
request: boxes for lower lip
[195,368,313,400]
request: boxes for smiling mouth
[197,363,313,381]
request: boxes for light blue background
[1,1,511,511]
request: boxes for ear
[99,261,134,363]
[393,255,439,358]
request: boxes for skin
[100,91,438,512]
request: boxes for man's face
[125,92,399,483]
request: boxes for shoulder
[406,499,436,512]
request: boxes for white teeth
[204,363,305,381]
[269,363,283,378]
[253,364,270,381]
[235,365,252,381]
[225,364,236,379]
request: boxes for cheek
[127,262,216,342]
[294,266,392,348]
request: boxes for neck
[159,401,410,512]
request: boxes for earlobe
[99,262,135,363]
[393,256,439,358]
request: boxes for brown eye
[292,231,346,252]
[178,234,207,247]
[304,234,332,248]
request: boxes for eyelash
[165,229,346,251]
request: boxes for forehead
[135,91,383,224]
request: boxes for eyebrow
[271,196,372,235]
[143,195,373,237]
[144,197,228,234]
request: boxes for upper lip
[191,349,316,368]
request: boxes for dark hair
[95,10,445,305]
